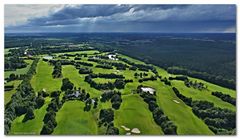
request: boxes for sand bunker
[141,87,155,95]
[108,54,118,60]
[121,125,130,131]
[173,99,180,104]
[131,128,141,134]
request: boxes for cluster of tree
[85,74,130,90]
[63,87,96,111]
[100,61,129,70]
[184,80,207,90]
[169,76,188,81]
[118,57,157,74]
[212,91,236,106]
[98,109,119,135]
[40,92,62,134]
[75,61,93,67]
[172,87,236,135]
[61,78,74,91]
[192,100,236,135]
[78,67,93,74]
[74,57,82,60]
[52,61,62,78]
[35,94,45,109]
[64,88,89,101]
[95,64,113,69]
[85,77,128,90]
[5,56,27,71]
[136,85,177,134]
[5,59,39,134]
[7,73,19,81]
[4,85,14,91]
[49,59,74,66]
[160,77,171,86]
[134,72,148,78]
[100,91,122,110]
[167,67,235,90]
[172,87,192,106]
[32,46,94,55]
[88,73,124,79]
[138,75,157,83]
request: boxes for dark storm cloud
[5,4,236,33]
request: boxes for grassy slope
[141,81,214,135]
[172,80,235,111]
[31,59,62,93]
[10,98,51,135]
[114,94,164,135]
[53,101,98,135]
[62,65,102,98]
[5,60,33,78]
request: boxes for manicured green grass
[10,97,51,135]
[4,80,22,105]
[93,78,115,83]
[171,80,235,111]
[141,80,214,135]
[62,65,102,98]
[114,94,164,135]
[53,101,98,135]
[5,60,33,79]
[31,59,62,93]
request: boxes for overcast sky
[4,4,236,33]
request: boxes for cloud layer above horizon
[5,4,236,33]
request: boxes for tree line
[98,108,119,135]
[52,61,62,78]
[5,58,39,134]
[212,91,236,106]
[167,67,235,90]
[84,73,132,90]
[172,87,236,135]
[137,85,177,134]
[40,91,63,134]
[100,91,122,110]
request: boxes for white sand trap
[173,99,180,104]
[141,87,155,95]
[131,128,141,134]
[108,54,118,60]
[126,132,131,135]
[121,125,130,131]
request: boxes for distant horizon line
[4,32,235,34]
